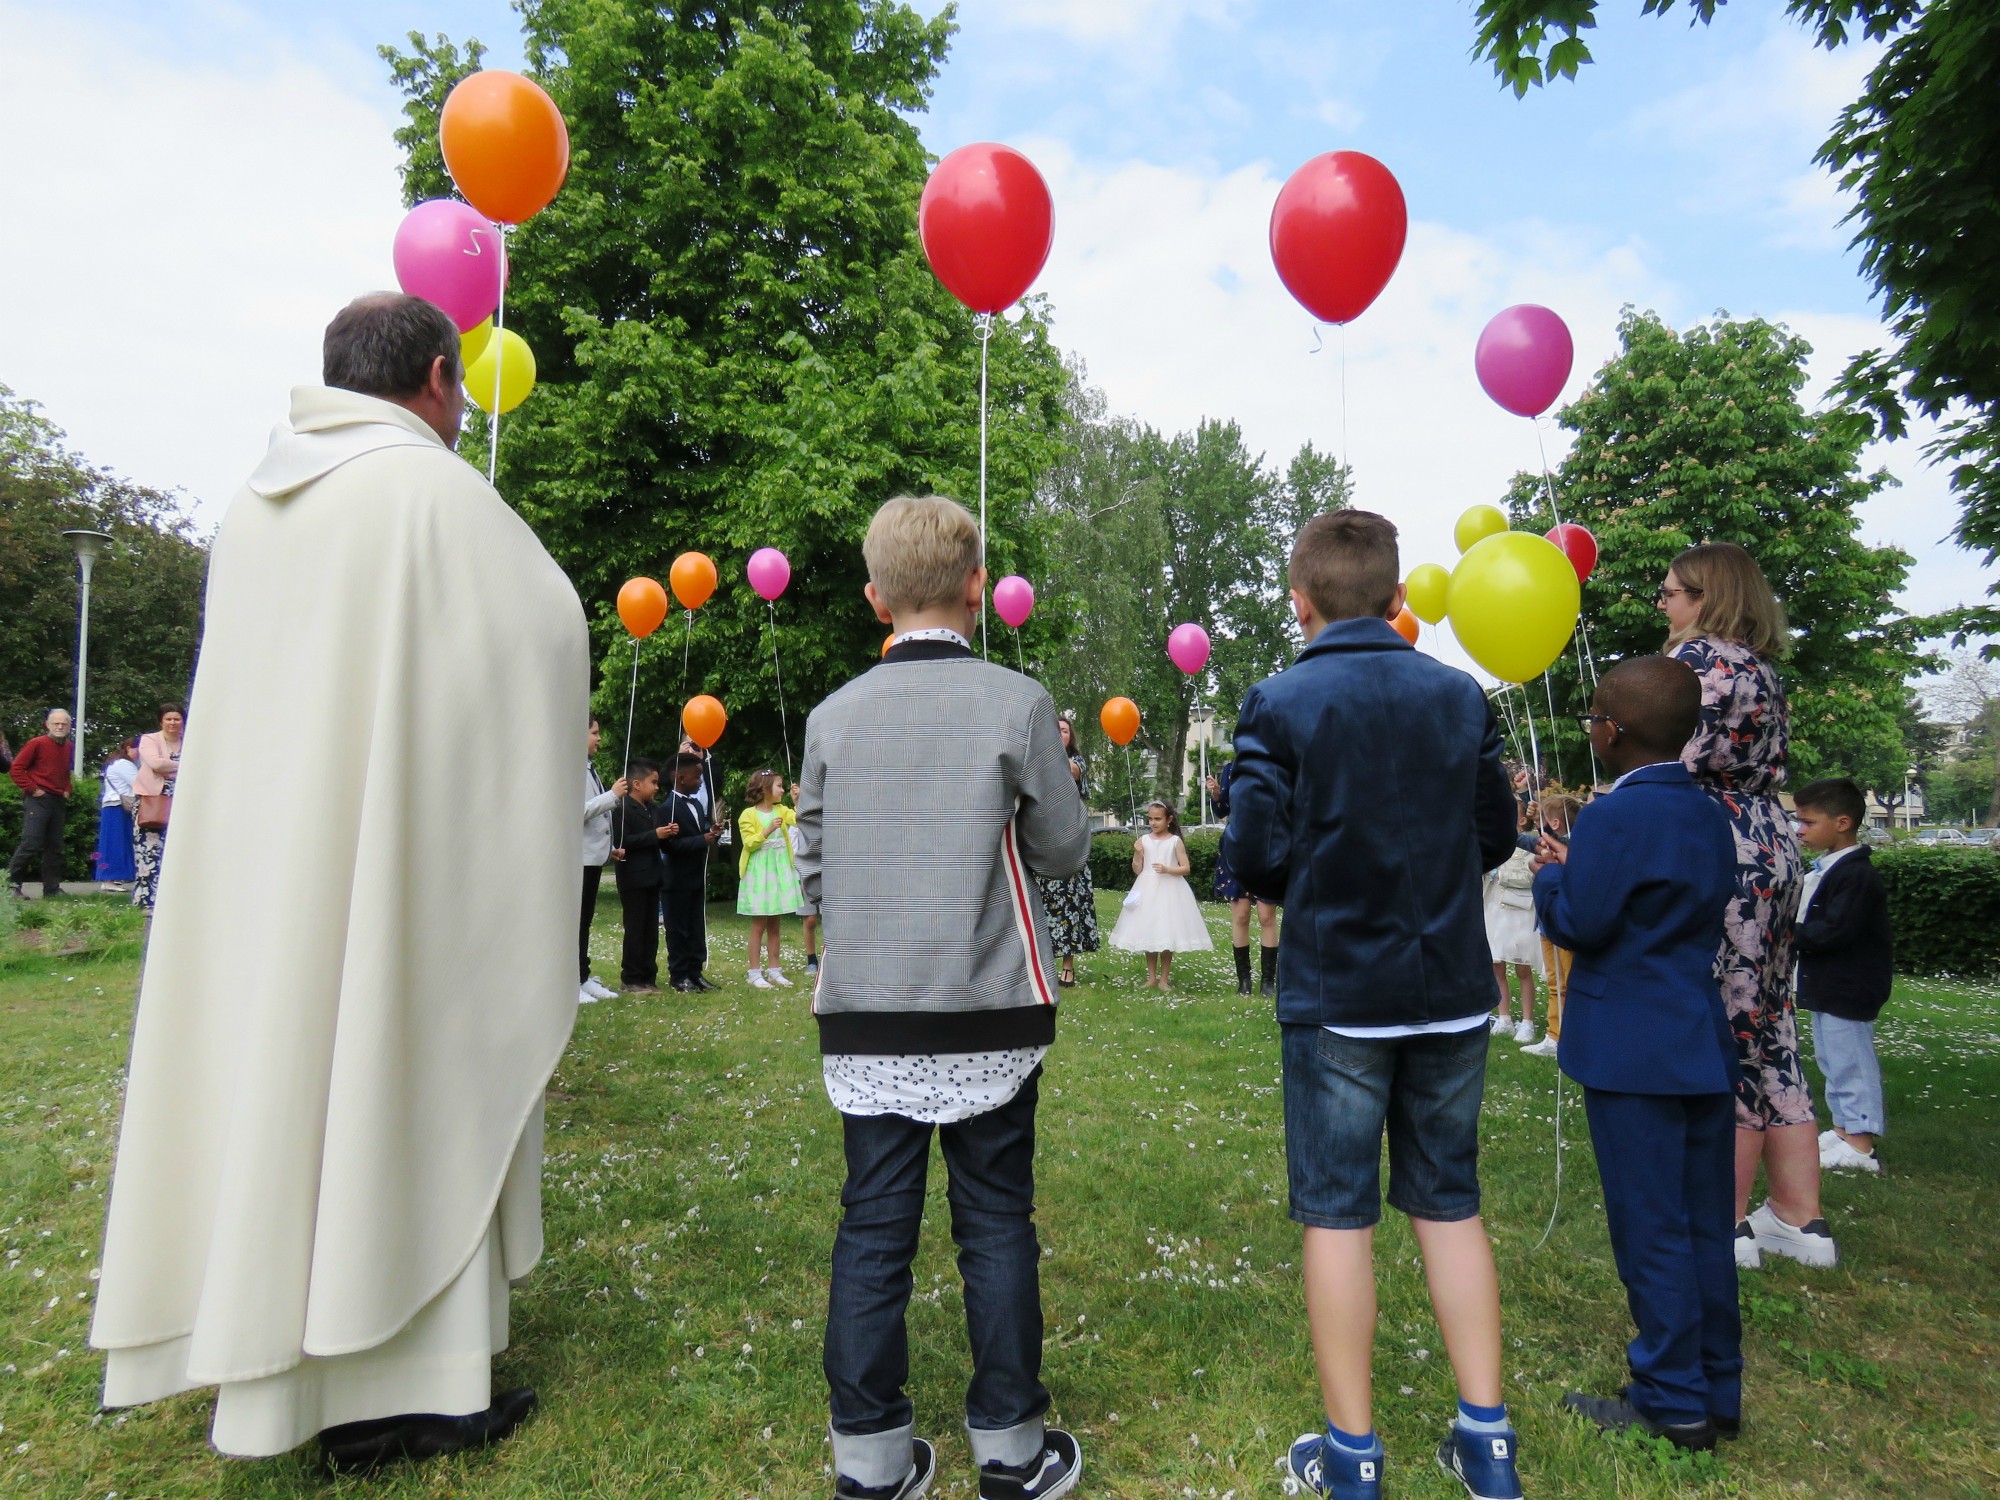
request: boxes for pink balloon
[392,199,505,333]
[993,575,1035,629]
[1167,622,1211,676]
[1475,304,1574,419]
[746,547,791,602]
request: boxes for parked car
[1913,827,1971,846]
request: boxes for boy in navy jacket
[1224,511,1522,1500]
[1532,657,1740,1452]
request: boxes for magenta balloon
[992,575,1035,629]
[392,200,505,334]
[1167,622,1211,676]
[746,547,791,602]
[1474,304,1574,419]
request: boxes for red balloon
[1545,523,1599,582]
[1269,151,1408,325]
[919,144,1054,315]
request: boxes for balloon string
[1523,687,1544,795]
[488,227,509,486]
[1533,417,1566,532]
[977,313,992,661]
[1013,628,1025,678]
[1340,324,1349,479]
[1124,745,1138,827]
[1542,673,1565,787]
[768,601,794,782]
[1531,1070,1567,1252]
[615,634,642,857]
[680,608,694,700]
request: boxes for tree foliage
[0,386,207,759]
[1503,310,1927,792]
[1472,1,2000,640]
[381,2,1069,790]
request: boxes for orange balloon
[682,694,727,749]
[439,71,570,225]
[617,577,668,639]
[1100,696,1140,747]
[882,634,898,658]
[1392,607,1420,645]
[670,551,718,611]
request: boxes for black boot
[1259,944,1278,998]
[1233,944,1253,995]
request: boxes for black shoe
[980,1427,1081,1499]
[694,974,721,992]
[320,1387,538,1475]
[834,1435,936,1499]
[1712,1413,1741,1441]
[1259,945,1278,998]
[1561,1390,1715,1451]
[673,979,701,993]
[1233,944,1253,995]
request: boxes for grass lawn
[1,891,1996,1498]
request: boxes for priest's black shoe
[319,1387,538,1475]
[1561,1390,1716,1451]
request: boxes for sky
[1,0,1986,673]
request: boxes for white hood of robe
[92,385,587,1382]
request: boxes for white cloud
[0,2,407,526]
[979,0,1251,45]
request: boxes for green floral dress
[736,804,803,917]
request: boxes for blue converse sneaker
[1437,1423,1523,1500]
[1284,1430,1383,1498]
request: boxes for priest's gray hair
[323,294,463,400]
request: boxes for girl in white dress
[1484,803,1544,1043]
[1110,800,1213,989]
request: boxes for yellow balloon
[1405,563,1451,625]
[465,326,536,414]
[460,317,494,368]
[1454,503,1509,554]
[1447,532,1580,684]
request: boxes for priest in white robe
[90,294,587,1474]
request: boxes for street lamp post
[61,530,112,781]
[1905,765,1918,833]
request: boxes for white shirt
[1800,842,1859,921]
[101,758,138,807]
[822,622,1045,1123]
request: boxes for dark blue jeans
[824,1068,1049,1488]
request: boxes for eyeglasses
[1655,585,1705,604]
[1576,713,1626,735]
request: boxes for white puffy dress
[1109,834,1214,953]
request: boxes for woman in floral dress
[1034,716,1099,987]
[1663,542,1833,1268]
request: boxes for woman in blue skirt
[94,737,139,891]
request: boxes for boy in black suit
[611,759,666,994]
[1792,778,1894,1174]
[661,753,721,992]
[1532,658,1740,1451]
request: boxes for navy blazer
[1795,845,1894,1022]
[1222,616,1519,1028]
[1533,763,1738,1095]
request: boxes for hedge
[1090,827,1226,899]
[0,777,105,884]
[1872,843,2000,978]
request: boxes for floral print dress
[1673,635,1813,1130]
[1034,754,1100,961]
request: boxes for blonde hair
[1537,787,1585,829]
[863,495,982,614]
[744,769,783,806]
[1665,542,1788,659]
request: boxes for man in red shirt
[8,709,74,899]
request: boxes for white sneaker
[747,970,773,990]
[1490,1014,1514,1035]
[577,984,600,1006]
[583,976,617,1001]
[1734,1219,1762,1271]
[1820,1136,1883,1174]
[1747,1200,1838,1268]
[765,967,794,988]
[1520,1035,1560,1058]
[1513,1020,1538,1044]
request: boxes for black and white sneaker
[979,1428,1081,1500]
[834,1437,936,1500]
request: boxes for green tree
[0,385,208,757]
[1503,310,1928,787]
[1472,1,2000,640]
[382,2,1070,792]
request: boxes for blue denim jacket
[1221,616,1518,1028]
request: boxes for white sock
[748,968,762,982]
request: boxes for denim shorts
[1281,1022,1489,1230]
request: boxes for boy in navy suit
[1532,657,1740,1452]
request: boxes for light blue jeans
[1811,1013,1886,1137]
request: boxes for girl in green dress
[736,768,803,988]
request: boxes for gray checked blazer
[794,637,1092,1055]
